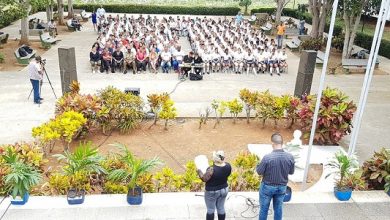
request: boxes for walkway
[0,13,389,163]
[1,191,389,219]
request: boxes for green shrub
[67,3,240,15]
[300,37,323,51]
[361,148,390,191]
[355,32,390,59]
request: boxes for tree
[239,0,252,15]
[67,0,74,18]
[361,0,381,32]
[340,0,370,58]
[57,0,65,25]
[1,0,43,45]
[275,0,291,25]
[309,0,333,38]
[45,0,55,22]
[159,98,177,130]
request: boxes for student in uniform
[221,48,231,73]
[233,48,244,74]
[211,48,221,73]
[244,48,256,75]
[269,51,280,76]
[278,49,288,73]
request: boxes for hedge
[250,7,342,37]
[67,4,240,16]
[355,32,390,59]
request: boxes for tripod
[28,64,57,105]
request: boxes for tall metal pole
[301,0,340,190]
[347,0,390,156]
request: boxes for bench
[285,28,299,39]
[81,10,91,22]
[254,13,269,26]
[40,32,58,49]
[19,29,44,36]
[316,51,325,67]
[14,47,36,65]
[66,20,76,31]
[342,59,380,73]
[286,37,301,52]
[0,33,9,44]
[261,23,273,35]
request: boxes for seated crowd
[89,14,288,76]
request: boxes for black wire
[96,129,114,149]
[168,77,186,95]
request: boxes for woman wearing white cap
[198,151,232,220]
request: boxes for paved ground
[0,12,390,164]
[1,191,389,219]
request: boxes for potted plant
[5,162,41,205]
[326,151,359,201]
[54,142,105,205]
[108,143,161,205]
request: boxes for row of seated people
[90,43,287,76]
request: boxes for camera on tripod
[40,59,47,65]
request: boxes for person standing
[198,151,232,220]
[92,11,97,31]
[256,133,295,220]
[28,56,43,104]
[299,18,305,35]
[276,22,286,49]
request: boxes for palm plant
[54,141,106,176]
[326,151,358,189]
[5,162,41,199]
[108,143,161,194]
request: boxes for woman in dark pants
[198,151,232,220]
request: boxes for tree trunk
[318,8,327,38]
[19,1,31,45]
[342,0,366,58]
[309,1,320,38]
[68,0,74,18]
[244,5,248,15]
[46,5,53,22]
[342,11,351,58]
[275,1,284,25]
[57,0,65,25]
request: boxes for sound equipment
[189,73,203,81]
[125,87,140,96]
[294,50,317,98]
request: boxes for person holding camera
[28,56,43,104]
[198,151,232,220]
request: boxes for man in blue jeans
[256,133,295,220]
[28,56,43,104]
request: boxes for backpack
[18,47,28,57]
[22,46,33,54]
[189,73,203,81]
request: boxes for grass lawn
[73,0,308,10]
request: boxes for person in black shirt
[198,151,232,220]
[193,52,204,75]
[111,47,124,73]
[182,51,194,77]
[90,45,100,73]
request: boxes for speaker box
[58,47,78,95]
[294,50,317,97]
[125,87,140,96]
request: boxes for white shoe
[92,70,95,74]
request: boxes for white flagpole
[348,0,390,156]
[301,0,339,191]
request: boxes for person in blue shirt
[92,11,97,31]
[235,12,243,24]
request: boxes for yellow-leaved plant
[159,98,177,130]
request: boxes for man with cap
[28,56,43,104]
[256,133,295,220]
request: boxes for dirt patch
[45,118,322,191]
[0,24,74,72]
[0,41,47,71]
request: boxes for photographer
[28,56,44,104]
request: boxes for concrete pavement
[0,12,389,163]
[0,191,389,220]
